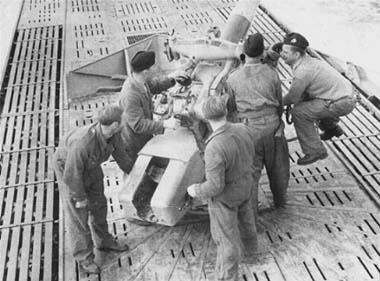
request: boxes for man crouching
[187,96,258,281]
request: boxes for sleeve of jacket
[147,76,175,95]
[247,127,257,174]
[193,143,226,199]
[274,74,284,116]
[62,144,87,201]
[283,67,310,105]
[223,82,238,122]
[124,90,165,135]
[111,133,135,174]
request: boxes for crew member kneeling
[280,33,356,165]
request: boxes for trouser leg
[59,186,94,262]
[209,200,240,281]
[265,134,289,207]
[249,116,289,207]
[291,100,327,155]
[252,136,264,216]
[318,97,356,131]
[88,181,114,247]
[53,156,95,263]
[238,199,258,256]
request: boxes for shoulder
[230,123,250,134]
[294,56,317,77]
[260,63,279,77]
[120,78,132,94]
[262,63,276,72]
[227,66,244,83]
[65,124,96,154]
[120,80,142,103]
[299,56,320,69]
[205,138,225,161]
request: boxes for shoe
[127,217,154,226]
[79,260,100,274]
[274,203,286,209]
[297,151,328,165]
[242,256,259,264]
[98,240,129,252]
[320,126,344,141]
[242,253,261,264]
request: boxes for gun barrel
[221,0,260,43]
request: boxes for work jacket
[226,62,282,120]
[119,75,175,153]
[192,123,255,206]
[53,123,132,200]
[284,55,354,105]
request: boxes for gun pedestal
[119,128,204,226]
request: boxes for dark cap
[283,33,309,51]
[130,51,155,72]
[243,33,264,58]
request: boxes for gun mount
[66,0,260,226]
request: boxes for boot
[79,259,100,274]
[320,125,344,141]
[98,239,129,252]
[127,217,154,226]
[297,151,328,165]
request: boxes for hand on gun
[73,198,88,209]
[187,184,197,198]
[168,70,192,86]
[163,115,180,130]
[263,42,282,67]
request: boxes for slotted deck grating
[18,0,65,29]
[55,2,380,281]
[2,0,380,281]
[332,103,380,198]
[0,25,62,281]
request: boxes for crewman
[280,32,356,165]
[119,50,191,164]
[187,96,258,281]
[118,50,191,225]
[53,104,132,274]
[225,32,289,210]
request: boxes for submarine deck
[1,1,380,281]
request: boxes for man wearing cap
[225,32,289,210]
[53,104,131,274]
[119,50,191,168]
[280,32,356,165]
[187,95,258,281]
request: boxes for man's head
[97,104,123,138]
[243,33,264,58]
[202,95,227,122]
[280,33,309,66]
[130,51,156,79]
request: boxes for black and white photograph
[1,0,380,280]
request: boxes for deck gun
[65,0,261,226]
[119,0,261,226]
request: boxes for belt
[237,114,278,124]
[236,107,278,122]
